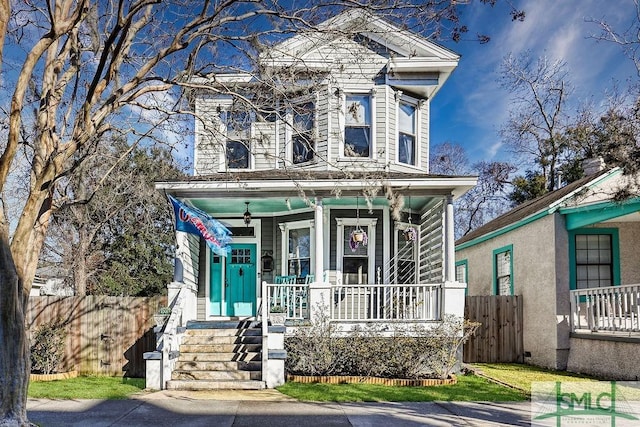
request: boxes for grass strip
[470,363,596,394]
[28,376,145,399]
[277,373,528,402]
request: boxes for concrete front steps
[166,320,266,390]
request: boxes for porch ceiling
[186,194,433,216]
[156,171,477,216]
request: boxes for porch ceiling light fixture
[243,202,252,227]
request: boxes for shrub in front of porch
[285,314,479,380]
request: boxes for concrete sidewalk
[27,390,532,426]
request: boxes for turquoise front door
[209,243,257,316]
[225,243,256,316]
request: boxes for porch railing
[332,283,441,321]
[570,284,640,333]
[265,282,309,319]
[265,281,442,322]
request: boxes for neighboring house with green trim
[456,166,640,380]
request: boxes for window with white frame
[398,101,416,165]
[336,218,377,285]
[344,94,371,157]
[279,220,314,278]
[223,109,252,169]
[292,101,315,164]
[288,227,311,277]
[494,246,512,295]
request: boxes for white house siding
[456,214,567,369]
[194,96,222,176]
[420,101,430,172]
[252,122,276,170]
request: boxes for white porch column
[442,194,466,319]
[444,195,456,283]
[314,197,324,282]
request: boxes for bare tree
[590,0,640,76]
[499,52,573,193]
[431,142,514,238]
[0,1,523,423]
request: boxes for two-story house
[149,10,476,391]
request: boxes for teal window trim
[455,259,468,282]
[492,244,513,295]
[455,259,468,295]
[568,228,620,290]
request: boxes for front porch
[264,279,443,323]
[148,172,474,389]
[570,283,640,335]
[567,283,640,380]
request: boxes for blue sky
[431,0,639,165]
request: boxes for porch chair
[290,275,313,318]
[272,275,297,310]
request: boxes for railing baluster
[570,284,640,334]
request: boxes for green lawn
[28,376,146,399]
[277,373,528,402]
[471,363,596,393]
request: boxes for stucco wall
[567,337,640,380]
[456,213,568,369]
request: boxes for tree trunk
[0,241,30,426]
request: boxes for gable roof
[261,9,459,71]
[456,168,618,248]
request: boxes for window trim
[492,244,513,295]
[455,259,468,295]
[289,99,317,165]
[279,220,315,277]
[455,259,468,284]
[340,91,376,160]
[568,228,620,290]
[219,108,255,171]
[396,97,420,167]
[336,217,377,285]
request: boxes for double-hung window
[224,110,252,169]
[344,94,371,157]
[288,227,311,277]
[573,231,617,289]
[493,245,513,295]
[398,102,417,165]
[280,220,314,279]
[292,101,315,164]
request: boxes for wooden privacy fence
[27,295,166,377]
[464,295,523,363]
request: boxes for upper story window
[223,110,253,169]
[344,94,371,157]
[292,101,315,164]
[398,102,416,166]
